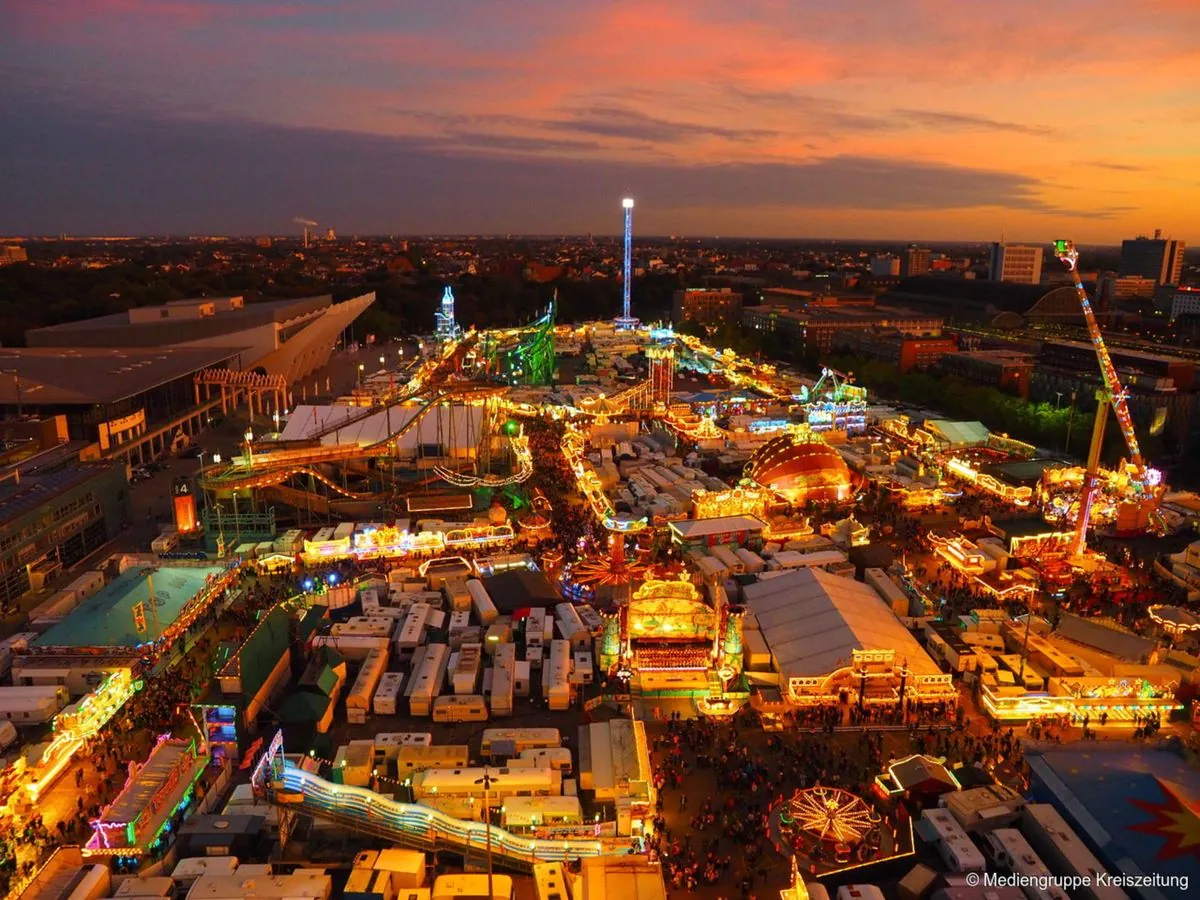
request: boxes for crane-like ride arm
[1051,239,1159,487]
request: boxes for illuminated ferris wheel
[782,787,876,845]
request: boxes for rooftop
[0,463,120,528]
[0,346,245,406]
[742,567,940,679]
[32,564,225,649]
[27,295,329,342]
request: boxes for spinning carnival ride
[1050,240,1166,554]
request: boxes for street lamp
[244,428,254,468]
[197,450,211,523]
[357,363,364,387]
[379,354,385,369]
[474,768,500,899]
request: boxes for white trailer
[311,634,389,662]
[553,603,590,650]
[347,647,389,724]
[0,687,67,725]
[524,608,546,666]
[490,643,516,718]
[543,639,572,711]
[575,604,603,633]
[373,672,405,716]
[408,643,449,716]
[453,643,483,695]
[395,603,432,653]
[467,579,498,626]
[735,548,765,574]
[442,576,473,612]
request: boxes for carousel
[769,786,893,872]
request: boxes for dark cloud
[548,106,778,143]
[0,99,1065,234]
[725,87,1055,137]
[893,109,1055,137]
[1085,160,1145,172]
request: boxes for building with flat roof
[0,345,244,449]
[937,349,1034,397]
[846,331,957,373]
[5,293,374,464]
[26,295,372,386]
[742,567,953,707]
[988,243,1044,285]
[672,288,742,327]
[1120,231,1185,285]
[0,463,129,608]
[901,246,932,278]
[29,564,227,653]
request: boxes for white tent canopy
[742,568,939,682]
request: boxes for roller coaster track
[265,764,628,872]
[202,384,505,492]
[560,424,647,533]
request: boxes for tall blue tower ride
[614,197,639,329]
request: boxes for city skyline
[3,0,1198,240]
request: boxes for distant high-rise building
[870,255,900,277]
[1120,230,1185,285]
[988,243,1043,284]
[901,246,932,278]
[0,246,28,266]
[673,288,743,327]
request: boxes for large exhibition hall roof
[742,568,939,680]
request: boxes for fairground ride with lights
[1048,240,1166,555]
[476,301,557,386]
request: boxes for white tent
[742,567,939,682]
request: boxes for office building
[1097,275,1157,308]
[901,246,932,278]
[672,288,743,327]
[870,256,900,277]
[937,350,1034,397]
[1119,230,1185,285]
[988,243,1044,285]
[0,463,130,607]
[1168,287,1200,322]
[741,304,943,356]
[847,332,957,373]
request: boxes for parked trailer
[709,545,744,574]
[519,747,574,774]
[373,672,406,716]
[408,643,449,716]
[553,604,589,651]
[372,732,432,765]
[311,634,388,662]
[396,743,469,775]
[735,548,765,574]
[0,689,67,725]
[524,608,546,666]
[1021,804,1128,900]
[575,604,603,633]
[432,694,489,723]
[347,647,389,724]
[442,576,473,612]
[467,579,498,626]
[543,640,572,711]
[491,643,516,718]
[396,604,432,653]
[480,727,561,756]
[452,643,483,695]
[984,828,1069,900]
[919,808,986,874]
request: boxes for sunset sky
[3,0,1198,241]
